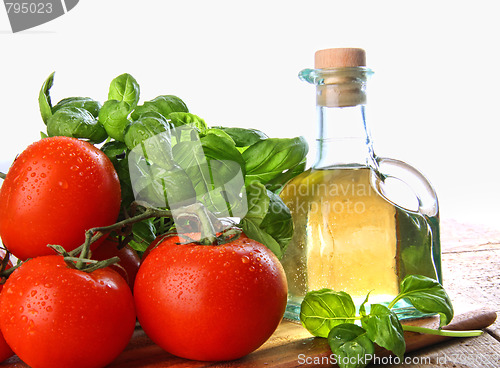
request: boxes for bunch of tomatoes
[0,137,288,368]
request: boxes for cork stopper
[315,48,366,69]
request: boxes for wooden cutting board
[2,305,496,367]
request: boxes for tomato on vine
[0,136,121,260]
[134,230,287,361]
[0,255,136,368]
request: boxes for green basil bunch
[38,72,308,257]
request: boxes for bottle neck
[314,104,375,169]
[311,68,376,170]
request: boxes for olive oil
[281,167,399,303]
[281,48,441,320]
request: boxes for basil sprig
[300,275,482,368]
[38,72,308,257]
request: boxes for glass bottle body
[280,68,441,321]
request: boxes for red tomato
[0,250,14,363]
[92,237,141,289]
[134,233,287,361]
[0,256,136,368]
[0,137,121,260]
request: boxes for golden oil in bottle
[281,48,441,320]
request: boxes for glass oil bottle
[280,48,441,321]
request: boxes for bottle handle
[373,157,439,217]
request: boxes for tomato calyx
[0,172,6,180]
[175,227,243,247]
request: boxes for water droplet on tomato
[70,165,79,171]
[40,173,46,178]
[32,161,38,165]
[249,266,255,272]
[18,306,24,313]
[44,283,52,288]
[20,315,28,323]
[58,181,68,189]
[31,290,37,297]
[241,256,250,264]
[27,166,32,171]
[46,306,53,312]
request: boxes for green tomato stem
[0,172,6,180]
[70,204,173,270]
[402,324,483,337]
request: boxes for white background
[0,1,499,229]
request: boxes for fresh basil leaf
[201,134,245,173]
[46,106,107,144]
[212,127,268,147]
[101,141,134,207]
[99,100,132,142]
[108,73,140,108]
[128,219,156,252]
[168,112,207,132]
[392,275,454,327]
[328,324,374,368]
[39,72,54,125]
[124,114,172,152]
[265,158,307,193]
[239,218,282,258]
[202,128,235,144]
[242,181,269,226]
[101,140,128,165]
[171,129,246,217]
[300,289,357,338]
[238,181,286,258]
[53,97,101,118]
[131,95,188,120]
[361,304,405,359]
[259,190,293,253]
[242,137,308,186]
[129,155,196,209]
